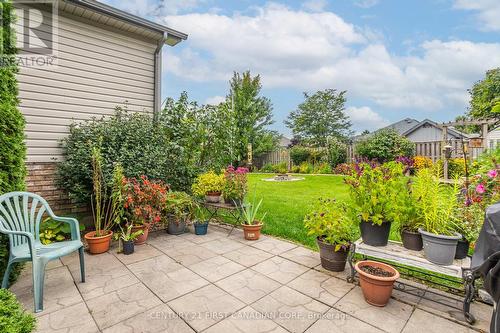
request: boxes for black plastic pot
[401,229,423,251]
[316,237,349,272]
[455,238,470,259]
[167,219,186,235]
[360,221,391,247]
[194,221,209,235]
[123,240,134,255]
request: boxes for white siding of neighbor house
[15,5,159,162]
[406,124,461,142]
[488,128,500,150]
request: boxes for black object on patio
[464,202,500,333]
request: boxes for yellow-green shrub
[191,171,225,197]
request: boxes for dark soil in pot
[122,240,134,255]
[316,237,349,272]
[455,238,470,259]
[359,265,395,277]
[167,219,187,235]
[401,229,423,251]
[355,260,400,307]
[360,221,391,247]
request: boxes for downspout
[153,33,167,122]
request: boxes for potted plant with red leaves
[355,260,400,307]
[191,171,225,203]
[164,191,194,235]
[85,148,124,254]
[123,176,169,245]
[222,166,248,206]
[304,198,357,271]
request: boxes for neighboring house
[14,0,187,211]
[279,136,291,148]
[354,118,473,143]
[488,126,500,150]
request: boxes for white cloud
[454,0,500,32]
[302,0,328,12]
[346,106,389,133]
[163,3,500,113]
[354,0,379,9]
[204,95,226,105]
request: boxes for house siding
[406,125,461,142]
[15,5,158,163]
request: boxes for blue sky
[102,0,500,135]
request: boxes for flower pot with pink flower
[222,166,248,206]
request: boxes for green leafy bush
[0,289,36,333]
[326,138,347,167]
[314,163,332,174]
[259,163,274,173]
[57,109,197,203]
[272,161,288,174]
[289,146,311,165]
[39,217,85,245]
[356,129,414,162]
[0,0,26,285]
[299,162,314,174]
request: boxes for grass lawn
[246,173,349,249]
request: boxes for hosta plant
[39,217,85,245]
[304,198,357,251]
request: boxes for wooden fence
[256,140,484,169]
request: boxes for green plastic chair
[0,192,85,312]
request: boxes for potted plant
[222,166,248,206]
[114,224,144,255]
[413,168,462,265]
[192,171,225,203]
[241,196,267,240]
[304,198,357,271]
[345,162,402,247]
[84,148,123,254]
[355,260,400,307]
[123,176,169,245]
[193,204,209,235]
[393,176,423,251]
[165,191,194,235]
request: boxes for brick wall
[26,162,88,215]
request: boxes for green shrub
[260,163,274,173]
[272,161,288,174]
[0,289,36,333]
[57,109,197,203]
[291,165,300,173]
[0,0,26,285]
[289,146,311,165]
[356,129,414,162]
[299,162,314,174]
[326,138,347,167]
[314,163,332,174]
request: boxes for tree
[285,89,352,146]
[468,68,500,120]
[356,129,414,162]
[0,0,26,284]
[221,71,279,163]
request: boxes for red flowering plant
[123,176,169,226]
[222,166,249,203]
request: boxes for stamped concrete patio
[10,225,493,333]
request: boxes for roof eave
[66,0,188,43]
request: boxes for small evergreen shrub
[0,0,27,285]
[356,129,414,162]
[289,146,311,165]
[0,289,36,333]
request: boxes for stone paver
[86,282,162,330]
[128,255,209,302]
[168,284,245,332]
[35,302,99,333]
[9,229,491,333]
[334,288,413,333]
[287,269,354,306]
[252,286,330,333]
[223,245,274,267]
[103,303,195,333]
[280,246,320,268]
[205,306,288,333]
[188,255,245,282]
[305,308,383,333]
[251,238,298,255]
[253,256,309,284]
[215,268,281,304]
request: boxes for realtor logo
[1,0,58,68]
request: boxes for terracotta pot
[401,229,423,251]
[205,192,221,203]
[355,260,400,307]
[84,231,113,254]
[316,237,349,272]
[132,224,150,245]
[242,221,262,240]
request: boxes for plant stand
[347,239,478,325]
[202,202,246,236]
